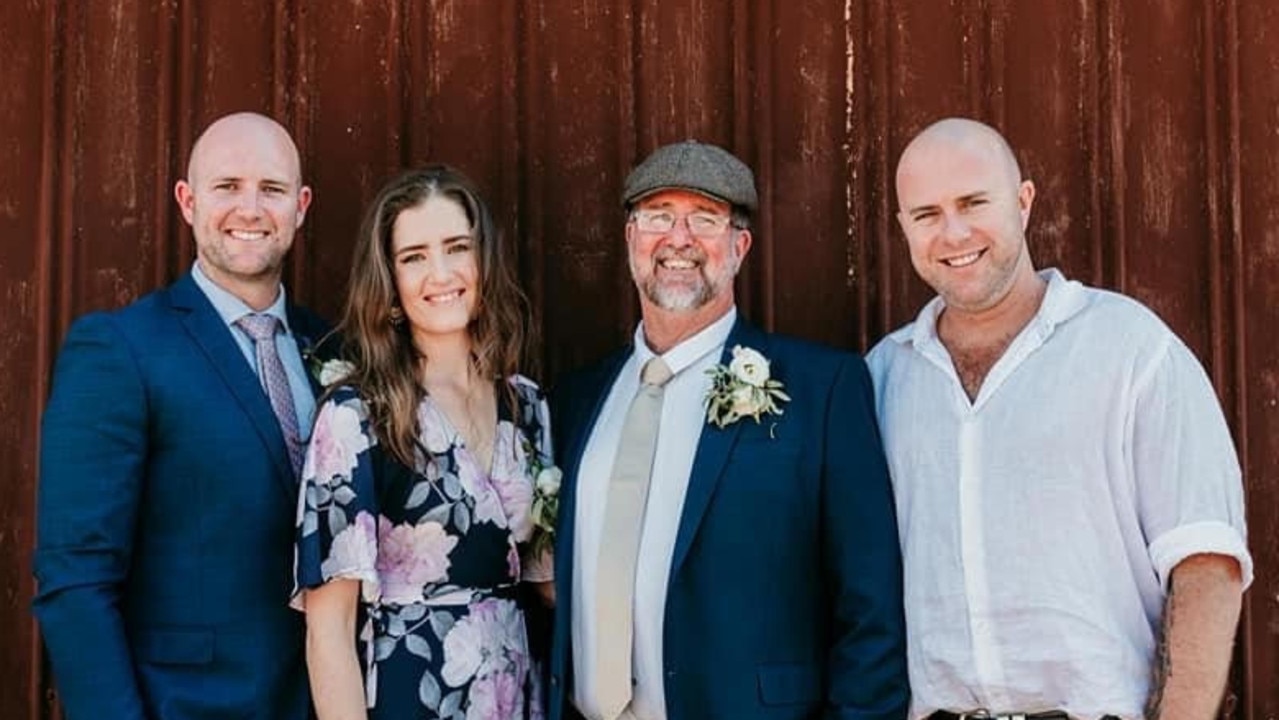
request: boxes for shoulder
[756,331,867,380]
[506,373,546,401]
[1057,284,1183,368]
[59,286,175,352]
[741,331,875,407]
[317,384,373,420]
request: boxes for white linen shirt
[866,269,1251,720]
[571,308,735,720]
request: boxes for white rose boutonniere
[314,359,355,388]
[705,345,790,429]
[525,438,561,556]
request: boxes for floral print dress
[293,376,552,720]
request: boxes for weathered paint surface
[4,1,1276,718]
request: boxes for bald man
[35,112,327,719]
[866,118,1251,720]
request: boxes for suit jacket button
[550,675,559,686]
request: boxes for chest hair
[947,334,1016,401]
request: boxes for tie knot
[641,357,673,388]
[236,313,282,342]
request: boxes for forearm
[1146,553,1244,720]
[305,583,367,720]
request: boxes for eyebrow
[207,175,294,188]
[394,234,472,256]
[905,191,990,216]
[642,200,727,214]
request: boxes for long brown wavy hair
[335,165,532,468]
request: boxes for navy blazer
[547,319,908,720]
[33,272,328,720]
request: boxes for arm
[32,314,147,720]
[822,356,910,720]
[304,580,368,720]
[1145,553,1244,720]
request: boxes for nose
[665,217,695,246]
[234,189,265,217]
[941,210,971,242]
[422,250,450,282]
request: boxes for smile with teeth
[942,249,984,268]
[658,256,701,271]
[228,229,270,241]
[424,289,464,304]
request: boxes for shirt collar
[190,260,292,333]
[895,267,1088,349]
[632,306,737,379]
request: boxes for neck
[414,332,476,389]
[200,263,282,312]
[939,266,1047,351]
[641,298,733,354]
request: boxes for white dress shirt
[866,269,1252,720]
[572,308,736,720]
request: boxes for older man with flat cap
[546,140,908,720]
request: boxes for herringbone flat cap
[622,140,758,213]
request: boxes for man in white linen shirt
[866,117,1251,720]
[546,140,908,720]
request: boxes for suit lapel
[553,348,630,591]
[287,304,325,398]
[668,319,768,578]
[168,273,297,499]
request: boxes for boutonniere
[524,438,561,556]
[298,333,352,388]
[704,345,790,429]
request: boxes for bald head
[896,117,1023,202]
[186,112,303,186]
[174,111,312,309]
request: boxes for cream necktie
[595,356,674,720]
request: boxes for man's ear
[734,228,752,260]
[174,180,196,225]
[295,185,313,228]
[1018,179,1036,230]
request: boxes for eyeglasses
[632,209,733,237]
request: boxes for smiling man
[34,112,328,719]
[547,140,907,720]
[867,118,1252,720]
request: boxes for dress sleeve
[292,387,382,608]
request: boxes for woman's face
[389,195,480,348]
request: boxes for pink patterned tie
[236,314,304,476]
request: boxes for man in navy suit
[34,112,325,719]
[547,140,908,720]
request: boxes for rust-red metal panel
[3,4,56,720]
[524,0,637,373]
[1237,1,1279,717]
[5,1,1275,718]
[759,2,857,347]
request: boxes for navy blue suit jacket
[33,272,327,720]
[547,319,908,720]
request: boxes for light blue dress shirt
[191,262,317,440]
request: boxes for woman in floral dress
[293,166,555,720]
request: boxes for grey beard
[642,275,714,311]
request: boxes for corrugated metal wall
[3,1,1275,717]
